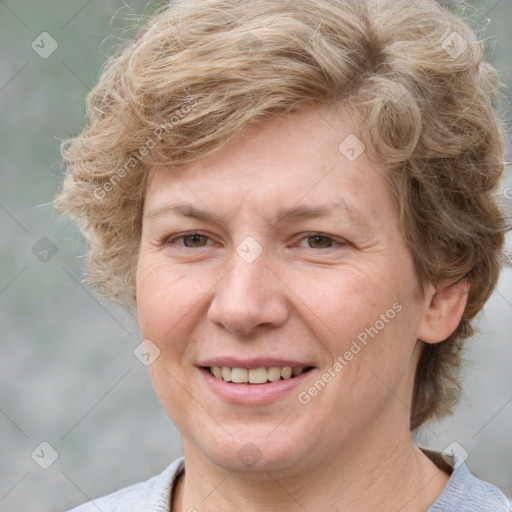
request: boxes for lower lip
[199,367,314,405]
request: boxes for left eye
[299,234,339,249]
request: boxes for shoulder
[66,457,184,512]
[422,449,511,512]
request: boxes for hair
[54,0,510,430]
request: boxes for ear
[417,277,470,344]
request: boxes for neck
[172,429,450,512]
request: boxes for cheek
[136,256,197,336]
[135,258,198,417]
[284,260,406,342]
[297,259,419,385]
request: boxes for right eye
[165,232,212,248]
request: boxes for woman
[55,0,511,510]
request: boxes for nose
[207,245,289,336]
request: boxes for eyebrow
[144,200,373,231]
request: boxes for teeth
[231,367,248,383]
[249,367,268,384]
[267,367,282,382]
[209,366,306,384]
[221,366,232,382]
[281,367,292,379]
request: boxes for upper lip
[198,357,315,369]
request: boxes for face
[136,104,428,476]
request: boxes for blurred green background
[1,1,511,510]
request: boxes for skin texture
[136,103,470,511]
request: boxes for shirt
[66,448,512,511]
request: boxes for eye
[162,232,346,251]
[298,233,344,249]
[165,232,212,248]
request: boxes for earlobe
[417,277,470,344]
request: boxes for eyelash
[164,231,346,250]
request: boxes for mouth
[202,365,315,384]
[198,360,317,405]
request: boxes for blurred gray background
[0,1,511,510]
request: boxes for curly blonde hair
[54,0,509,430]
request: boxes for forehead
[144,104,393,226]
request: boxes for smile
[207,366,313,384]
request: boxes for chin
[186,419,320,475]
